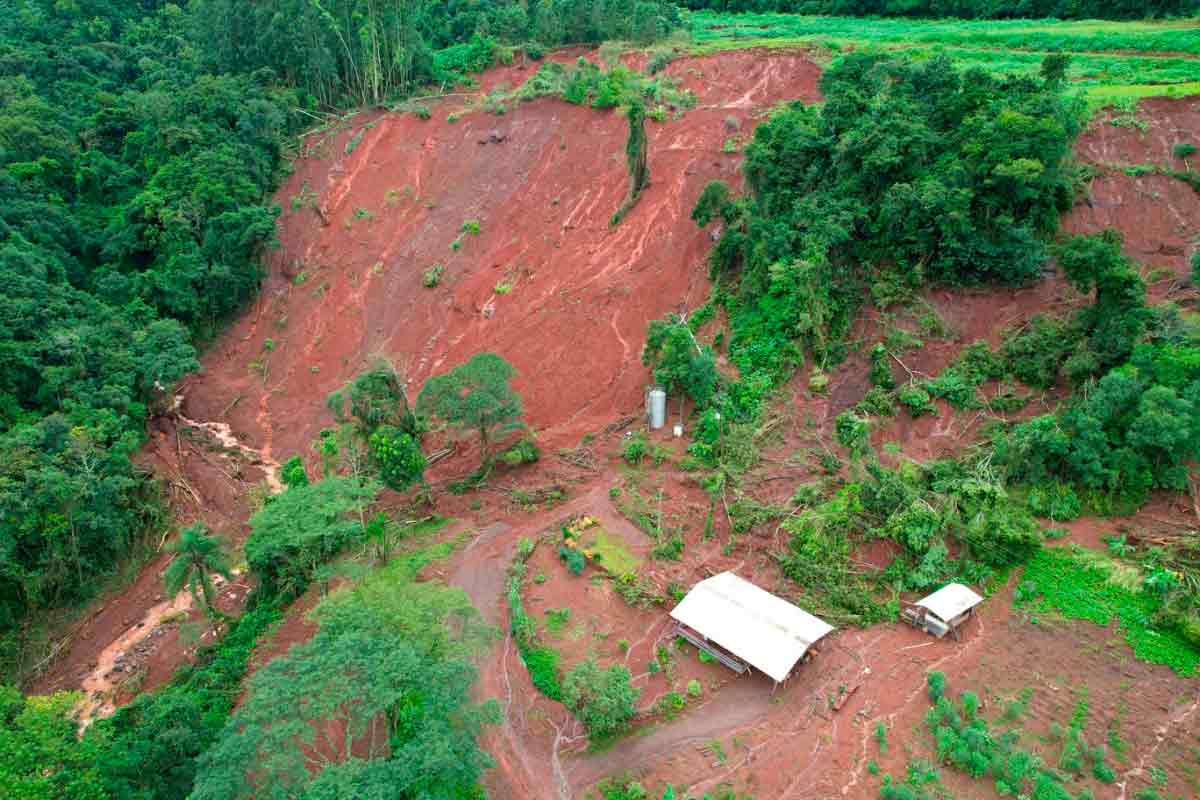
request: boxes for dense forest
[678,0,1197,19]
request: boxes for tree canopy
[696,52,1080,385]
[417,353,525,467]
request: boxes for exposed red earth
[33,50,1200,799]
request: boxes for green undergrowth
[507,537,564,700]
[505,57,696,115]
[1017,546,1200,676]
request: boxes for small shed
[669,572,834,684]
[904,583,984,640]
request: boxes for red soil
[182,48,823,474]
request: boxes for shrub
[525,41,545,60]
[687,679,702,697]
[870,344,896,390]
[501,437,540,466]
[898,384,937,417]
[559,545,586,575]
[422,264,445,287]
[622,433,648,465]
[563,659,639,739]
[927,671,946,702]
[1026,482,1081,521]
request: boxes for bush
[562,659,639,739]
[927,671,946,702]
[422,264,445,288]
[898,384,937,417]
[501,437,540,466]
[1026,482,1081,521]
[622,433,648,465]
[525,41,545,60]
[559,545,586,575]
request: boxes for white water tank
[647,387,667,430]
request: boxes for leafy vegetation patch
[1018,546,1200,676]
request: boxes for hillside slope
[184,50,822,468]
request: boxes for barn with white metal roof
[669,571,834,684]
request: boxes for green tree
[327,362,419,438]
[191,627,492,799]
[244,477,380,596]
[562,658,639,739]
[0,687,107,800]
[163,524,232,617]
[416,352,525,468]
[368,425,426,491]
[1054,230,1150,372]
[192,576,496,800]
[642,315,719,418]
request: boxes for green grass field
[686,11,1200,109]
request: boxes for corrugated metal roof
[668,572,834,683]
[915,583,983,623]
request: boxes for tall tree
[163,524,232,618]
[416,353,525,468]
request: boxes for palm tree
[164,523,232,617]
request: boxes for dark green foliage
[501,437,540,466]
[701,51,1079,385]
[244,477,380,596]
[857,386,898,417]
[195,0,680,107]
[191,580,494,799]
[507,543,564,700]
[1000,315,1081,389]
[995,343,1200,507]
[869,344,896,390]
[368,425,426,490]
[624,432,649,465]
[327,363,420,438]
[1055,230,1152,374]
[835,411,871,459]
[898,383,937,417]
[562,659,640,739]
[163,524,231,617]
[1026,482,1082,521]
[0,0,297,645]
[643,315,720,411]
[677,0,1193,20]
[417,352,525,468]
[612,100,650,225]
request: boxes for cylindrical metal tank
[647,387,667,430]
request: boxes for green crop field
[687,11,1200,109]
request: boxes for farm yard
[1,2,1199,800]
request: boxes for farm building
[669,572,834,685]
[902,582,984,640]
